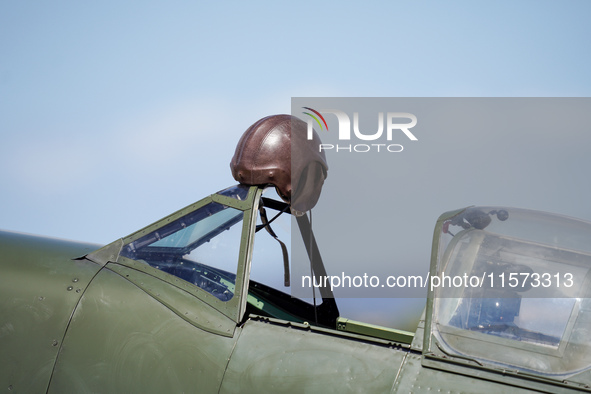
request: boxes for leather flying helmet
[230,114,328,212]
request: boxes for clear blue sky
[2,1,589,243]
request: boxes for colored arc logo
[302,107,329,131]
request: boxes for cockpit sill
[245,314,415,350]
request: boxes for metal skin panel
[107,261,236,337]
[48,267,238,393]
[393,354,549,394]
[219,318,407,393]
[0,231,102,393]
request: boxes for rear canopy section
[426,207,591,387]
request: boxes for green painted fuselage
[1,187,589,393]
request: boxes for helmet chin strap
[256,202,319,325]
[308,208,318,325]
[256,202,290,287]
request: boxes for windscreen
[121,202,244,302]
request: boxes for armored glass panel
[217,184,251,200]
[121,202,244,302]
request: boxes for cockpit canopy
[429,207,591,379]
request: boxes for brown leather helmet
[230,114,328,212]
